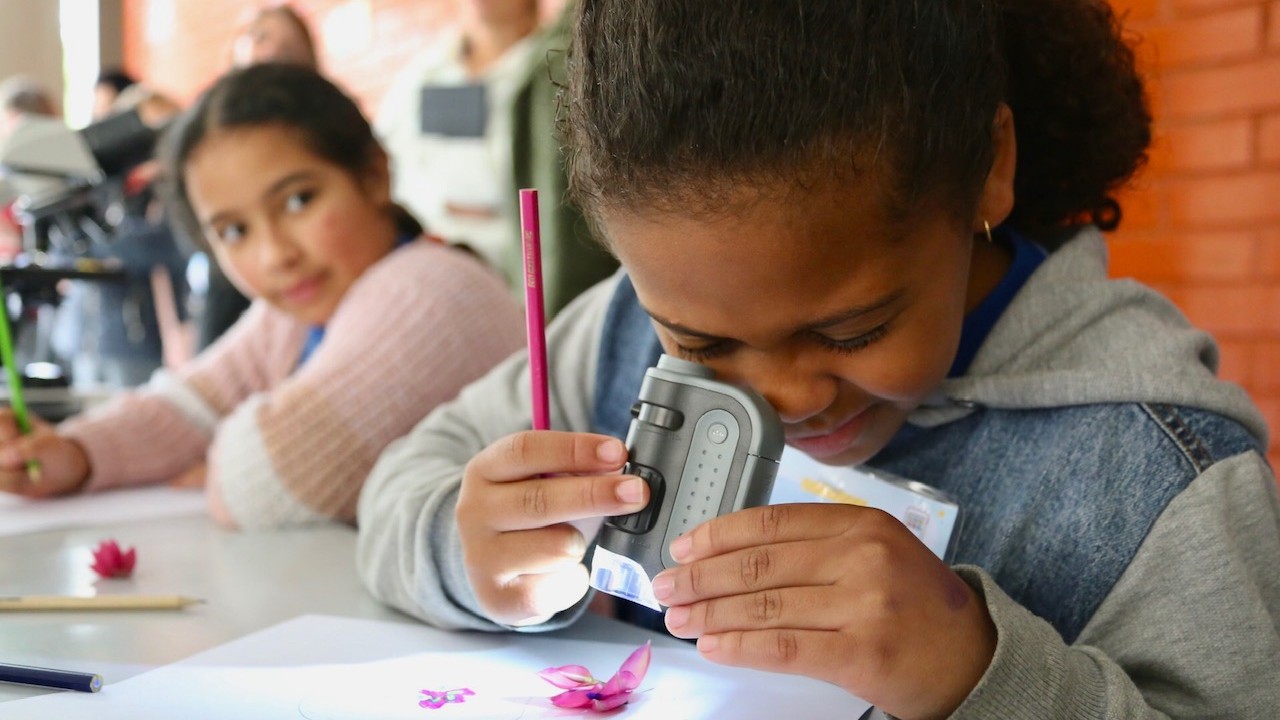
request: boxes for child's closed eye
[812,323,890,354]
[674,339,735,362]
[673,323,890,362]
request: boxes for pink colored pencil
[520,188,551,431]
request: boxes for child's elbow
[204,471,241,530]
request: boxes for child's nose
[733,353,839,426]
[257,222,301,269]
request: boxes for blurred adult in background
[51,85,190,388]
[0,76,57,140]
[231,4,319,70]
[0,77,58,262]
[377,0,615,317]
[195,4,320,353]
[92,68,137,121]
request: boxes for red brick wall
[119,0,567,115]
[122,1,1280,467]
[1108,0,1280,468]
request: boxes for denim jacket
[358,228,1280,718]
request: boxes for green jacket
[503,4,618,318]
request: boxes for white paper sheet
[0,485,206,537]
[0,614,873,719]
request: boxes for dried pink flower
[89,539,136,579]
[538,641,651,712]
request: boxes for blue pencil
[0,662,102,693]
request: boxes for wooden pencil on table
[0,595,204,611]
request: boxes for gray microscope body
[598,355,786,583]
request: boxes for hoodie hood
[910,227,1269,448]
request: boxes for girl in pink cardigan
[0,64,525,529]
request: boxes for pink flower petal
[119,547,137,573]
[541,642,651,712]
[550,688,598,708]
[538,665,597,689]
[619,642,651,683]
[600,670,638,697]
[591,693,633,712]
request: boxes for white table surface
[0,515,413,703]
[0,512,883,718]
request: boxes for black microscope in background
[0,110,160,420]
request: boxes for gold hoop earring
[983,220,994,244]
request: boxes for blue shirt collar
[947,227,1047,378]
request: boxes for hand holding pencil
[452,189,649,627]
[0,411,91,498]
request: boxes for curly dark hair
[563,0,1150,237]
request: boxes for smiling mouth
[785,410,872,460]
[279,275,325,306]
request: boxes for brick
[1144,6,1264,68]
[1271,1,1280,48]
[121,0,466,114]
[1170,0,1266,15]
[1253,342,1280,391]
[1168,283,1280,337]
[1167,172,1280,226]
[1255,395,1280,454]
[1151,118,1254,172]
[1113,0,1163,23]
[1214,338,1253,385]
[1163,57,1280,120]
[1261,112,1280,163]
[1113,185,1163,230]
[1108,230,1257,281]
[1260,229,1280,278]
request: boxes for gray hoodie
[357,228,1280,718]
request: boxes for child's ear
[974,103,1016,232]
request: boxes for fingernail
[597,440,625,464]
[670,534,693,562]
[615,477,645,504]
[665,605,689,629]
[652,573,674,601]
[698,635,719,653]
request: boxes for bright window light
[59,0,100,129]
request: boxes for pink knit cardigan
[60,239,526,528]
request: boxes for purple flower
[418,687,474,709]
[89,540,136,579]
[538,641,651,712]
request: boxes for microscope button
[707,422,729,444]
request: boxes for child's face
[606,179,984,467]
[184,125,395,326]
[460,0,538,28]
[232,14,314,69]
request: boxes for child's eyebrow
[643,289,904,340]
[260,170,316,200]
[203,170,316,227]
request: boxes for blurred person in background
[51,85,191,388]
[0,76,58,263]
[91,68,137,121]
[377,0,615,318]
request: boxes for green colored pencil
[0,272,41,483]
